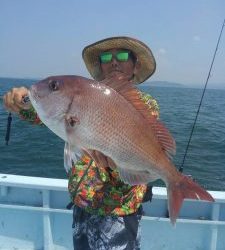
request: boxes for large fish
[28,74,214,223]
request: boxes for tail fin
[168,175,214,224]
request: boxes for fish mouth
[28,86,39,104]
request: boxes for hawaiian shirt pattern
[19,106,43,125]
[19,90,159,216]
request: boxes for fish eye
[48,80,59,91]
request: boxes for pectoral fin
[64,142,81,172]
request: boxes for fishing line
[179,18,225,173]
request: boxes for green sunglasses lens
[116,51,129,61]
[100,51,130,63]
[100,52,112,63]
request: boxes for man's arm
[3,86,42,124]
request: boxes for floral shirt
[20,91,159,216]
[19,106,43,125]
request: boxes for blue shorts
[72,206,143,250]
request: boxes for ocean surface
[0,77,225,191]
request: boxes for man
[4,36,159,249]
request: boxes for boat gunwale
[1,173,225,201]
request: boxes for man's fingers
[14,92,30,109]
[93,150,111,169]
[3,87,30,113]
[3,93,20,112]
[83,150,115,169]
[106,157,117,170]
[3,92,14,111]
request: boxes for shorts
[72,206,143,250]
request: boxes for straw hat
[82,36,156,84]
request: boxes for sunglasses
[100,51,130,64]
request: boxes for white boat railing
[1,173,225,250]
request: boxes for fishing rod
[0,96,11,145]
[4,95,30,145]
[179,18,225,173]
[5,112,12,145]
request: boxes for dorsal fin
[100,73,176,158]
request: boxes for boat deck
[1,174,225,250]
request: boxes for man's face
[99,49,136,80]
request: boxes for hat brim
[82,36,156,84]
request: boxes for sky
[0,0,225,88]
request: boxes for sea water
[0,78,224,191]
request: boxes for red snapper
[28,74,214,224]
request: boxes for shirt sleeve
[19,106,43,125]
[139,91,160,118]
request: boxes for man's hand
[85,149,117,170]
[3,87,31,113]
